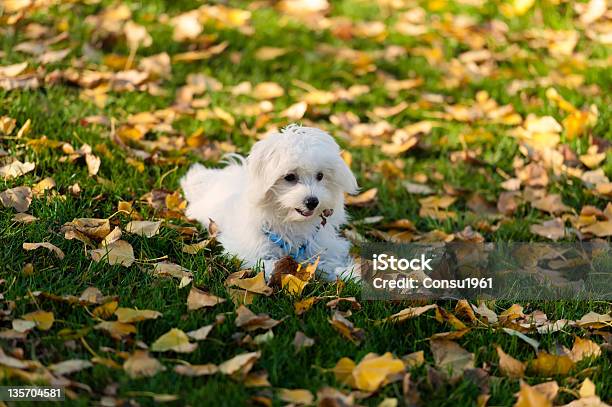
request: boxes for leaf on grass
[569,337,601,362]
[115,308,162,323]
[244,371,271,387]
[174,363,218,376]
[1,186,32,212]
[23,242,64,260]
[472,302,498,324]
[329,310,365,345]
[186,324,214,341]
[530,352,573,376]
[430,339,474,378]
[123,351,166,378]
[79,287,106,304]
[92,301,118,319]
[497,346,526,378]
[0,160,35,179]
[151,262,193,287]
[22,310,54,330]
[531,194,571,215]
[219,351,260,378]
[345,188,377,206]
[12,213,38,223]
[187,287,226,310]
[230,272,273,296]
[151,328,197,353]
[293,331,315,351]
[503,328,540,352]
[381,304,437,323]
[48,359,93,375]
[576,311,611,329]
[402,351,425,368]
[278,389,314,405]
[235,305,281,332]
[530,218,566,241]
[454,300,478,324]
[90,240,135,267]
[125,220,162,237]
[94,321,136,339]
[85,153,100,176]
[294,297,317,315]
[281,274,308,296]
[514,381,553,407]
[12,319,36,333]
[351,352,405,392]
[62,218,111,245]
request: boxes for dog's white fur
[181,124,359,280]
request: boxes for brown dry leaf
[1,186,32,212]
[22,242,64,260]
[294,297,317,315]
[435,307,468,330]
[351,352,405,392]
[244,371,271,387]
[402,350,425,368]
[32,177,55,196]
[455,300,478,324]
[578,378,596,398]
[62,218,111,243]
[514,381,553,407]
[0,62,28,77]
[278,389,314,405]
[231,272,273,296]
[85,153,101,176]
[569,337,601,362]
[174,363,218,376]
[530,352,574,376]
[235,305,281,332]
[90,240,135,267]
[345,188,377,206]
[430,339,474,378]
[580,221,612,237]
[381,304,437,323]
[0,160,35,179]
[125,220,162,237]
[419,195,457,220]
[22,310,54,330]
[12,213,38,223]
[79,286,106,304]
[123,351,166,378]
[95,321,136,339]
[293,331,315,351]
[186,324,214,341]
[329,311,365,345]
[252,82,284,99]
[497,346,526,378]
[49,359,92,375]
[151,328,197,353]
[218,351,260,378]
[187,287,226,310]
[255,47,289,61]
[577,311,611,328]
[92,301,118,319]
[530,218,566,241]
[115,307,162,323]
[531,194,571,215]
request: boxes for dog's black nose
[304,197,319,210]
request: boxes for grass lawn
[0,0,611,405]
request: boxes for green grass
[1,0,611,405]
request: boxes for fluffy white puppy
[181,124,359,281]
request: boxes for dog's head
[246,124,358,223]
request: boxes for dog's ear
[246,135,279,204]
[334,155,359,195]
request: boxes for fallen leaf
[115,308,162,323]
[430,339,474,378]
[125,220,162,237]
[218,351,260,378]
[1,186,32,212]
[381,304,437,323]
[530,352,573,376]
[231,272,273,296]
[90,240,135,267]
[345,188,378,206]
[514,381,553,407]
[22,310,54,330]
[497,346,526,378]
[530,219,566,240]
[0,160,35,179]
[123,351,166,378]
[502,328,540,352]
[151,328,197,353]
[570,337,601,362]
[174,363,218,376]
[281,274,308,296]
[94,321,137,339]
[49,359,92,375]
[293,331,315,351]
[351,352,405,391]
[12,213,38,223]
[329,310,365,344]
[252,82,284,99]
[187,287,226,310]
[186,324,214,341]
[531,194,570,215]
[23,242,64,260]
[278,389,314,405]
[235,305,281,332]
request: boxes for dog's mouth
[295,208,314,217]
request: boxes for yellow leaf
[22,311,54,330]
[570,337,601,362]
[231,272,273,296]
[278,389,314,405]
[281,274,308,296]
[352,352,405,392]
[115,307,162,323]
[94,321,136,339]
[125,220,162,237]
[294,297,316,315]
[381,304,437,323]
[514,381,552,407]
[174,363,218,376]
[530,352,573,376]
[151,328,197,353]
[218,351,260,378]
[92,301,118,319]
[332,357,356,385]
[345,188,377,206]
[579,378,596,398]
[90,240,135,267]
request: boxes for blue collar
[264,230,308,262]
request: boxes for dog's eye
[284,174,297,182]
[316,172,324,181]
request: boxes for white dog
[180,124,359,281]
